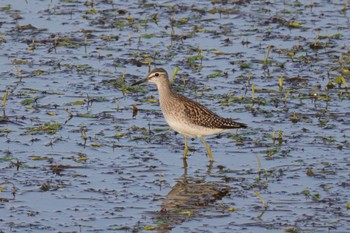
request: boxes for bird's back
[162,92,247,132]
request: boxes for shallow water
[0,0,350,232]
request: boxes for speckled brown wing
[175,94,247,129]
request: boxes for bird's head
[132,68,168,86]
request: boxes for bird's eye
[155,73,159,77]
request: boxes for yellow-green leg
[183,135,189,159]
[199,136,214,161]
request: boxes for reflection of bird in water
[155,162,232,232]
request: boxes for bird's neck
[156,80,172,96]
[156,80,174,105]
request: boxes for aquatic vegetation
[25,122,61,135]
[207,70,222,78]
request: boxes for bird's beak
[131,76,148,86]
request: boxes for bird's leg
[183,135,189,159]
[199,136,214,162]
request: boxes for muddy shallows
[0,1,349,232]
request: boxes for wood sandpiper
[132,68,247,161]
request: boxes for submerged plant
[263,45,272,66]
[26,122,61,135]
[185,51,203,71]
[255,191,268,208]
[279,75,284,91]
[1,92,8,118]
[170,67,180,84]
[11,60,23,82]
[334,75,348,89]
[251,83,255,104]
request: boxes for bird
[132,68,247,162]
